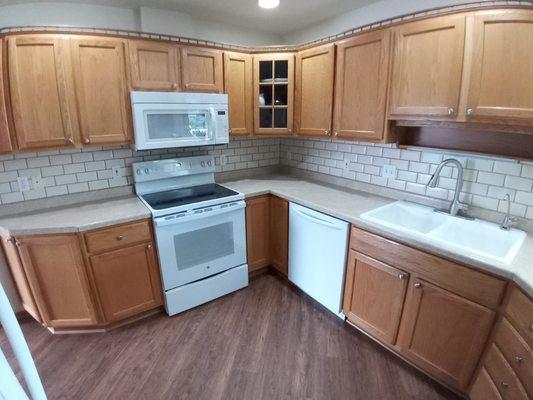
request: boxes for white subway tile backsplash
[49,154,72,165]
[41,165,64,177]
[493,161,522,176]
[504,176,533,191]
[477,171,505,186]
[4,159,27,171]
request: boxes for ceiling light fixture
[258,0,280,9]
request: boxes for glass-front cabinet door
[253,53,294,135]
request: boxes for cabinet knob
[146,244,152,250]
[323,130,329,136]
[5,237,12,243]
[171,82,177,90]
[529,323,533,332]
[500,382,509,390]
[466,107,474,116]
[15,240,21,247]
[116,235,124,241]
[414,282,422,289]
[398,273,406,280]
[228,128,232,134]
[68,137,74,144]
[334,131,339,137]
[447,107,454,116]
[514,355,524,364]
[84,138,90,144]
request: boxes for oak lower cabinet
[16,234,99,328]
[343,250,408,345]
[4,219,163,332]
[269,196,288,276]
[88,242,162,323]
[346,226,505,393]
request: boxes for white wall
[282,0,470,44]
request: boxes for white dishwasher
[289,202,349,319]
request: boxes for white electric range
[133,155,248,316]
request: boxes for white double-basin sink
[361,201,526,265]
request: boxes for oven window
[173,222,234,270]
[146,112,208,140]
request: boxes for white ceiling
[0,0,380,35]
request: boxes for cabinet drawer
[506,287,533,347]
[349,227,506,308]
[85,220,151,254]
[485,344,528,400]
[470,368,503,400]
[494,318,533,398]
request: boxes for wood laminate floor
[1,271,461,400]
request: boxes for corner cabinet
[253,53,294,135]
[389,15,466,120]
[180,46,223,93]
[294,44,335,138]
[333,30,392,141]
[224,52,253,135]
[70,36,132,146]
[128,40,180,91]
[4,219,163,332]
[466,10,533,125]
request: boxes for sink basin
[361,201,526,264]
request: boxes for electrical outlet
[112,166,122,179]
[220,154,227,166]
[31,175,43,189]
[381,164,397,179]
[343,159,350,171]
[17,176,30,192]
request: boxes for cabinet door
[466,11,533,125]
[246,196,270,272]
[333,30,391,141]
[89,243,162,323]
[253,53,294,135]
[294,44,334,137]
[180,47,223,93]
[470,368,503,400]
[8,35,77,150]
[343,251,408,345]
[389,15,465,119]
[397,277,496,390]
[16,234,98,327]
[224,52,253,135]
[269,196,288,276]
[0,39,13,153]
[129,40,180,91]
[71,37,132,145]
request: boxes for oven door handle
[154,201,245,227]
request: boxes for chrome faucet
[500,194,517,230]
[427,158,468,217]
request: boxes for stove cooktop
[141,183,240,210]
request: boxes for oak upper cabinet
[88,242,162,323]
[16,234,99,328]
[269,196,288,276]
[70,36,132,146]
[253,53,294,135]
[246,196,270,272]
[223,52,253,135]
[8,35,78,150]
[0,39,13,153]
[294,44,335,138]
[466,10,533,125]
[333,30,392,141]
[343,251,408,345]
[128,40,180,91]
[180,46,223,93]
[397,277,495,390]
[389,15,466,120]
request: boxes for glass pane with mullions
[274,60,288,81]
[259,85,273,106]
[259,61,273,82]
[274,108,287,128]
[259,108,273,128]
[274,84,288,105]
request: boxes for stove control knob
[207,160,212,166]
[201,161,206,167]
[144,168,150,174]
[136,168,142,175]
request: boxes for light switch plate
[220,154,227,166]
[381,164,397,179]
[17,176,30,192]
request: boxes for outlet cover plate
[381,165,397,179]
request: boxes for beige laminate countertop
[0,175,531,297]
[0,196,150,236]
[221,175,533,298]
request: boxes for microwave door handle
[209,107,217,141]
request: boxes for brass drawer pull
[500,382,509,390]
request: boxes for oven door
[132,103,218,150]
[153,201,246,290]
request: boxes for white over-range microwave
[131,91,229,150]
